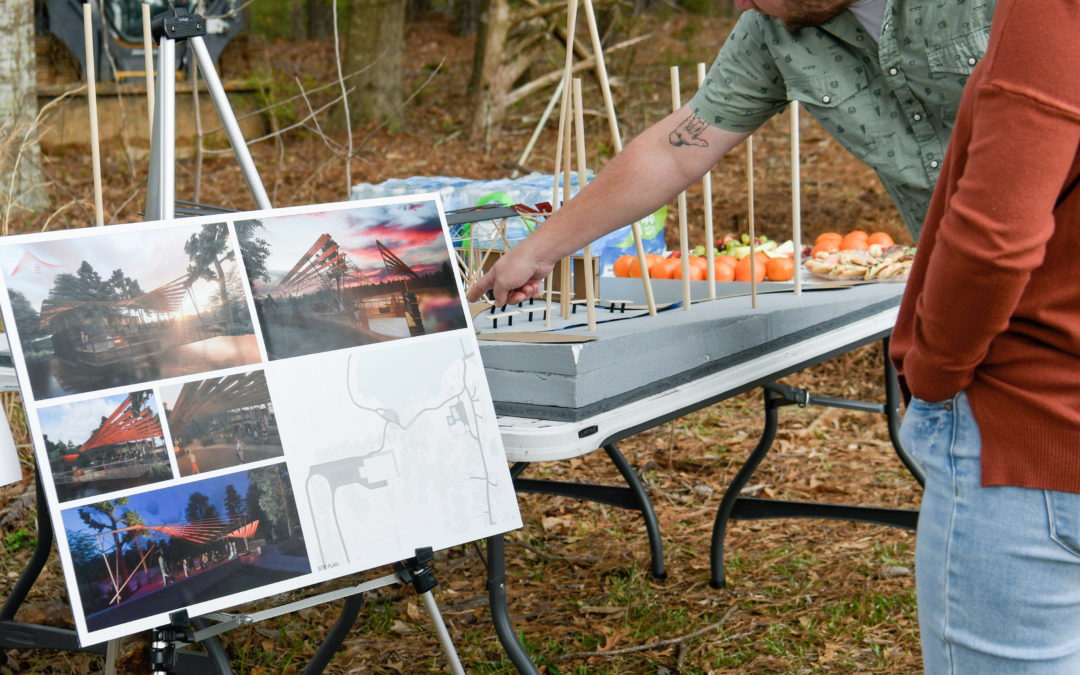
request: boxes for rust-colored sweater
[890,0,1080,493]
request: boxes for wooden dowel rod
[84,3,105,227]
[698,62,716,299]
[142,3,155,131]
[544,0,578,324]
[671,66,691,310]
[790,101,803,296]
[561,91,574,320]
[573,78,597,331]
[748,134,757,308]
[582,0,656,316]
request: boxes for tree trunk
[406,0,431,20]
[468,0,509,139]
[454,0,481,36]
[343,0,406,126]
[0,0,50,217]
[290,2,308,40]
[308,0,336,38]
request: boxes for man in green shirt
[467,0,997,307]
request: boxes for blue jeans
[901,391,1080,673]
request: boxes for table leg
[511,447,666,579]
[603,444,666,579]
[883,337,924,486]
[710,388,782,589]
[485,534,540,675]
[709,338,921,589]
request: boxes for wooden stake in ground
[582,0,656,316]
[790,101,803,295]
[697,62,716,299]
[142,2,154,130]
[747,134,757,308]
[83,2,104,227]
[573,78,597,331]
[670,66,691,310]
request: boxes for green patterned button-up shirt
[690,1,997,239]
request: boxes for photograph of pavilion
[161,371,283,477]
[0,222,260,401]
[61,463,309,635]
[39,390,173,502]
[236,201,468,361]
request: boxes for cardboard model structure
[0,196,521,645]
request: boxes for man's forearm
[521,106,750,267]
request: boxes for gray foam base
[478,282,905,421]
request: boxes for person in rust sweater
[889,0,1080,670]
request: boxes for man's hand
[465,245,555,307]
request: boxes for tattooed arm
[468,105,751,305]
[669,112,712,147]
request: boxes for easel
[0,8,466,674]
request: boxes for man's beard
[780,0,858,32]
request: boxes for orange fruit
[628,257,645,277]
[734,255,767,283]
[811,242,835,259]
[815,232,843,246]
[715,254,737,269]
[847,229,869,239]
[840,233,869,251]
[689,255,709,271]
[652,258,681,279]
[867,232,895,248]
[673,263,707,281]
[766,257,795,282]
[613,254,634,278]
[714,261,736,282]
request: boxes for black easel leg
[485,534,540,675]
[301,594,364,675]
[710,388,781,589]
[0,471,52,623]
[185,617,232,675]
[603,444,666,579]
[883,337,924,487]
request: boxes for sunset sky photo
[246,201,453,296]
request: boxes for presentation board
[0,196,522,645]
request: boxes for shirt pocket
[784,74,882,162]
[924,27,990,131]
[926,27,990,77]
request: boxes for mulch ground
[2,10,921,674]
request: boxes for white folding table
[483,294,921,674]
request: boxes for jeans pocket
[900,396,957,471]
[1046,490,1080,558]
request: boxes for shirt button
[822,95,831,104]
[913,113,922,121]
[889,67,898,76]
[930,160,940,168]
[968,57,977,66]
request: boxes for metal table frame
[484,306,921,673]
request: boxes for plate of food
[803,245,916,282]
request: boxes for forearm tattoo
[668,113,710,148]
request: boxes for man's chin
[780,0,856,32]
